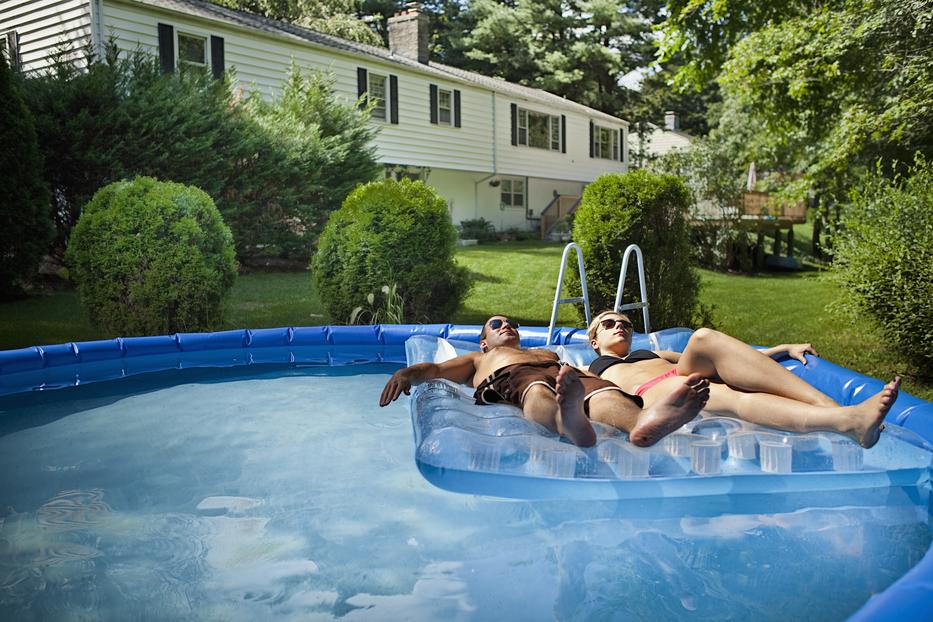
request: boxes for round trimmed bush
[832,158,933,366]
[66,176,237,335]
[570,170,700,329]
[313,178,470,322]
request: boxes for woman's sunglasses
[599,318,633,333]
[487,318,519,330]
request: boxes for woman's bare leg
[589,374,710,447]
[678,328,838,407]
[699,379,901,448]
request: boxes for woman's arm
[760,343,818,364]
[655,350,681,364]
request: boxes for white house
[1,0,630,235]
[630,112,693,165]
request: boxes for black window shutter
[453,89,461,128]
[157,23,174,74]
[561,115,567,153]
[429,84,438,124]
[589,121,595,157]
[210,35,224,79]
[618,128,624,161]
[389,75,399,124]
[510,103,518,145]
[357,67,367,109]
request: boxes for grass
[2,240,929,400]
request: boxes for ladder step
[557,297,584,304]
[618,302,648,311]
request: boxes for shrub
[570,170,700,330]
[832,157,933,366]
[459,218,497,243]
[24,43,378,261]
[0,53,52,300]
[65,177,238,335]
[313,179,471,323]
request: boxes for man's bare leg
[704,377,901,448]
[678,328,838,407]
[589,374,711,447]
[522,375,596,447]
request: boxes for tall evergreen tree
[0,55,53,299]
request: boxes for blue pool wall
[1,323,931,622]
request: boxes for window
[369,73,387,121]
[438,89,452,125]
[594,125,619,160]
[177,32,207,67]
[517,108,561,152]
[500,178,525,208]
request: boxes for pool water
[0,364,929,621]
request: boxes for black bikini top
[589,350,660,376]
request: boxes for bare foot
[629,373,710,447]
[555,365,597,447]
[846,377,900,448]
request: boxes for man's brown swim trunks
[473,360,643,413]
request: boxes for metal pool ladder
[547,243,591,345]
[614,244,651,334]
[547,242,652,345]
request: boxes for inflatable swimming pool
[0,323,931,620]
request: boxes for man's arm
[379,352,480,406]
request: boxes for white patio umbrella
[747,162,757,192]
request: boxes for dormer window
[517,107,561,152]
[369,73,387,121]
[177,32,207,67]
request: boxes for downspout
[474,91,499,219]
[89,0,104,60]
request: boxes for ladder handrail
[613,243,651,333]
[547,242,591,345]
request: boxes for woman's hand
[785,343,818,365]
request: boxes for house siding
[495,96,627,183]
[101,0,496,173]
[0,0,93,72]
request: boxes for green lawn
[2,240,929,400]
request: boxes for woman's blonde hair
[586,310,631,347]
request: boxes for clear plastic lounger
[405,334,933,501]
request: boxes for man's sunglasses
[487,318,519,330]
[599,317,633,333]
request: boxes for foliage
[570,170,701,329]
[23,42,378,261]
[831,157,933,366]
[659,0,933,205]
[313,178,471,322]
[240,64,381,257]
[350,283,406,324]
[65,177,238,335]
[211,0,384,46]
[459,218,497,243]
[653,139,753,271]
[432,0,653,115]
[0,54,52,300]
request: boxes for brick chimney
[664,111,680,131]
[388,3,430,64]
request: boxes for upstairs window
[594,125,619,160]
[177,32,207,67]
[438,88,452,125]
[500,177,526,208]
[517,108,561,152]
[369,73,387,121]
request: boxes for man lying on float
[379,315,710,448]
